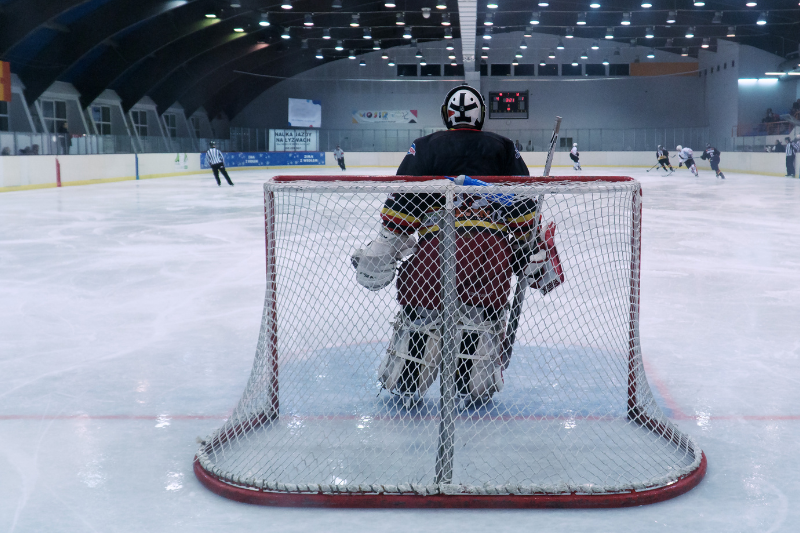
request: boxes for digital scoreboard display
[488,91,529,119]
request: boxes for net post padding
[194,176,706,508]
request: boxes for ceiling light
[565,27,574,39]
[702,38,710,48]
[403,26,412,38]
[641,2,652,7]
[280,27,290,38]
[436,1,447,9]
[645,27,654,38]
[602,58,609,65]
[576,12,586,25]
[515,51,523,58]
[746,2,757,6]
[482,42,490,50]
[538,2,549,6]
[381,51,389,59]
[233,27,245,33]
[667,11,676,24]
[590,3,600,8]
[727,26,736,37]
[420,57,427,66]
[685,27,695,38]
[681,47,689,56]
[205,12,218,18]
[280,0,292,9]
[647,48,655,58]
[487,0,498,8]
[301,39,308,49]
[441,13,451,26]
[350,14,360,27]
[448,52,456,59]
[385,0,396,6]
[446,42,454,50]
[230,0,241,6]
[304,14,314,26]
[512,59,519,66]
[571,60,578,66]
[422,7,431,18]
[259,12,270,26]
[415,49,423,58]
[548,49,556,58]
[530,12,540,25]
[665,38,674,47]
[373,39,381,50]
[539,59,546,66]
[483,27,492,39]
[364,27,372,38]
[621,13,631,26]
[605,27,614,39]
[332,0,342,7]
[712,11,723,24]
[388,58,396,66]
[694,1,705,6]
[481,51,488,59]
[580,50,588,59]
[556,39,564,49]
[396,13,405,25]
[484,13,493,26]
[591,40,599,50]
[360,60,366,66]
[629,38,637,48]
[756,12,767,25]
[323,28,331,39]
[450,60,457,66]
[524,26,533,37]
[444,27,453,39]
[315,49,323,59]
[520,40,528,49]
[349,50,356,59]
[335,40,344,51]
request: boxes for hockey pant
[709,157,721,173]
[658,157,671,169]
[380,231,511,401]
[787,155,796,177]
[211,163,233,186]
[337,157,346,170]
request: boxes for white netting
[195,177,704,503]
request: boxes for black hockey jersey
[657,148,669,159]
[701,147,720,160]
[382,129,535,239]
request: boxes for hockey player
[701,143,725,179]
[656,145,674,173]
[351,85,555,407]
[570,142,581,171]
[676,145,698,177]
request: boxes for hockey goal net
[194,175,706,508]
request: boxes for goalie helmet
[441,85,485,130]
[676,145,682,151]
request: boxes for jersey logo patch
[407,143,416,156]
[514,147,521,159]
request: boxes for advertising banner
[352,110,418,124]
[269,129,318,151]
[201,152,326,169]
[288,99,322,128]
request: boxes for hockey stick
[502,116,561,368]
[645,163,659,172]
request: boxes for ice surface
[1,166,799,532]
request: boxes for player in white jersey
[676,145,698,177]
[569,143,581,171]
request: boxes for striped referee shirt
[206,147,225,166]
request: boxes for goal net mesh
[194,177,704,505]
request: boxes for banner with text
[352,110,418,124]
[201,152,326,169]
[269,129,319,151]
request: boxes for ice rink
[2,165,800,532]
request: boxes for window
[514,64,536,76]
[538,64,558,76]
[420,64,441,76]
[397,64,417,77]
[41,100,67,133]
[0,101,8,132]
[561,63,581,76]
[163,113,177,138]
[609,64,629,76]
[479,63,488,76]
[585,64,606,76]
[91,105,112,135]
[443,64,465,76]
[559,137,573,149]
[131,109,148,137]
[490,64,511,76]
[190,116,202,138]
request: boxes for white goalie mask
[441,85,485,130]
[676,145,683,151]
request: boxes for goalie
[351,85,563,406]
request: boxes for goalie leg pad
[378,308,441,398]
[455,306,505,402]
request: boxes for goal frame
[193,175,707,508]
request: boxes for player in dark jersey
[701,144,725,179]
[656,145,674,173]
[351,85,542,407]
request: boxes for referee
[206,141,234,186]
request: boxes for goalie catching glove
[514,220,565,295]
[351,228,416,290]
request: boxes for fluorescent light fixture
[605,27,614,39]
[764,72,785,76]
[641,2,652,6]
[571,60,578,66]
[556,39,564,50]
[449,52,456,59]
[482,42,490,50]
[415,49,423,58]
[530,12,540,25]
[388,58,396,66]
[381,51,389,59]
[335,40,344,51]
[647,49,655,58]
[580,50,588,59]
[234,27,245,33]
[746,2,757,6]
[281,0,292,9]
[577,12,586,25]
[444,27,453,39]
[487,1,498,8]
[441,12,451,26]
[591,40,599,50]
[590,3,600,8]
[548,49,556,58]
[436,0,446,8]
[403,26,412,38]
[373,39,381,50]
[348,50,356,59]
[602,58,609,65]
[396,13,405,25]
[280,27,290,38]
[756,12,767,25]
[230,0,241,6]
[385,0,396,6]
[667,11,676,23]
[446,42,454,50]
[538,2,549,6]
[524,26,533,37]
[360,60,366,66]
[315,49,323,59]
[685,27,695,38]
[694,1,705,6]
[516,51,523,58]
[520,40,528,49]
[621,13,631,26]
[645,27,654,38]
[259,12,269,26]
[350,14,360,27]
[788,72,800,75]
[701,38,710,48]
[483,27,492,39]
[205,12,218,19]
[484,13,493,26]
[539,59,546,66]
[565,27,574,39]
[304,14,313,26]
[323,28,331,39]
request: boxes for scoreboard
[488,91,529,119]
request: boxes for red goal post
[194,175,706,508]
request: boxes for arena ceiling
[1,0,799,121]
